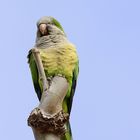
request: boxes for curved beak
[38,24,47,35]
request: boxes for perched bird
[28,16,79,140]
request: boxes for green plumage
[28,17,79,140]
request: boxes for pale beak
[39,24,47,35]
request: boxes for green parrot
[28,16,79,140]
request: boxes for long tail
[61,121,73,140]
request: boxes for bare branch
[28,48,69,140]
[31,48,49,95]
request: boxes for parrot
[28,16,79,140]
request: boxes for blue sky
[0,0,140,140]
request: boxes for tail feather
[61,122,73,140]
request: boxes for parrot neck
[35,35,69,48]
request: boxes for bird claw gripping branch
[28,108,69,136]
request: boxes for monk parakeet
[28,16,79,140]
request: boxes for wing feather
[67,61,79,114]
[27,50,42,100]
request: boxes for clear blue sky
[0,0,140,140]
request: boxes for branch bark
[28,48,69,140]
[33,128,61,140]
[31,48,49,101]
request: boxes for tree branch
[31,48,49,101]
[28,48,69,140]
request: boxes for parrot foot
[28,107,69,136]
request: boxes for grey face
[37,16,53,27]
[36,16,65,39]
[37,17,53,37]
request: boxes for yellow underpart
[39,43,78,83]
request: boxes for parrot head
[36,16,65,38]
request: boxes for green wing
[61,61,79,140]
[67,61,79,114]
[27,50,42,100]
